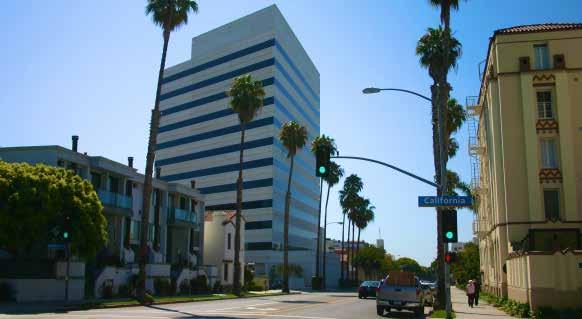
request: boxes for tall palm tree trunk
[356,228,361,282]
[346,219,351,283]
[282,156,295,293]
[315,179,323,281]
[352,222,358,280]
[233,126,246,296]
[340,213,346,283]
[322,184,331,289]
[138,29,170,300]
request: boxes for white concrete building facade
[156,5,320,278]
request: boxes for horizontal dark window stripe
[245,220,272,230]
[275,82,318,130]
[160,58,275,101]
[156,137,274,167]
[163,39,276,84]
[206,199,272,211]
[162,158,273,182]
[275,61,318,116]
[199,178,273,195]
[159,96,274,133]
[275,42,319,102]
[245,242,273,251]
[161,78,275,117]
[156,117,274,150]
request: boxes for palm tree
[353,198,375,281]
[228,74,266,295]
[310,135,338,282]
[339,174,363,285]
[416,27,461,308]
[428,0,464,32]
[279,121,308,293]
[322,161,343,288]
[139,0,198,301]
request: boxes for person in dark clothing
[474,278,481,306]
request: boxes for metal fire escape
[466,96,487,238]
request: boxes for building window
[530,229,580,251]
[91,172,101,190]
[130,220,140,241]
[224,263,229,281]
[534,44,550,70]
[125,181,133,197]
[543,189,560,220]
[179,197,186,209]
[227,233,232,250]
[540,139,558,168]
[536,91,553,119]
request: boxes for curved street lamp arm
[364,88,432,103]
[331,155,439,189]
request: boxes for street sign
[418,195,472,207]
[48,243,65,249]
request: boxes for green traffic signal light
[318,166,326,174]
[445,231,454,240]
[63,232,69,240]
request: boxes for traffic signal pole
[65,242,70,303]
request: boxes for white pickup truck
[376,271,424,317]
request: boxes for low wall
[507,250,582,309]
[0,261,85,302]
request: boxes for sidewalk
[449,286,512,319]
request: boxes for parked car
[376,271,424,317]
[358,280,381,299]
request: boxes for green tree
[416,26,462,308]
[353,246,386,279]
[339,174,363,283]
[395,257,423,274]
[140,0,198,301]
[228,74,266,295]
[310,135,338,281]
[322,161,344,287]
[0,161,107,258]
[451,243,480,289]
[428,0,464,32]
[279,121,308,293]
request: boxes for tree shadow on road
[146,304,247,319]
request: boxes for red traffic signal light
[445,252,457,264]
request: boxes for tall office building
[156,5,320,276]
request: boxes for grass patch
[431,310,456,318]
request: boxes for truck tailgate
[378,285,418,303]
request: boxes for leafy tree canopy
[0,161,107,258]
[451,242,480,288]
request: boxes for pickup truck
[376,271,424,317]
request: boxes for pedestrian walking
[474,278,481,306]
[466,280,476,308]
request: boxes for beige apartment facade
[470,24,582,309]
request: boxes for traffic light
[62,214,72,242]
[315,145,330,177]
[442,209,458,243]
[444,251,457,264]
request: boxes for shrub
[141,293,154,304]
[311,276,323,290]
[212,281,223,293]
[0,282,15,302]
[190,275,209,294]
[179,279,190,294]
[153,278,172,296]
[118,284,131,298]
[101,284,113,299]
[222,284,233,294]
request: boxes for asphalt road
[1,292,431,319]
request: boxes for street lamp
[326,221,343,226]
[363,85,452,314]
[362,87,432,102]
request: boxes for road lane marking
[202,312,336,319]
[209,301,279,311]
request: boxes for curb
[61,292,300,312]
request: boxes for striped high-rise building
[156,5,320,276]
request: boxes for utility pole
[65,242,70,303]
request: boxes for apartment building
[469,23,582,309]
[0,137,206,299]
[155,5,320,277]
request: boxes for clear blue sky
[1,0,581,265]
